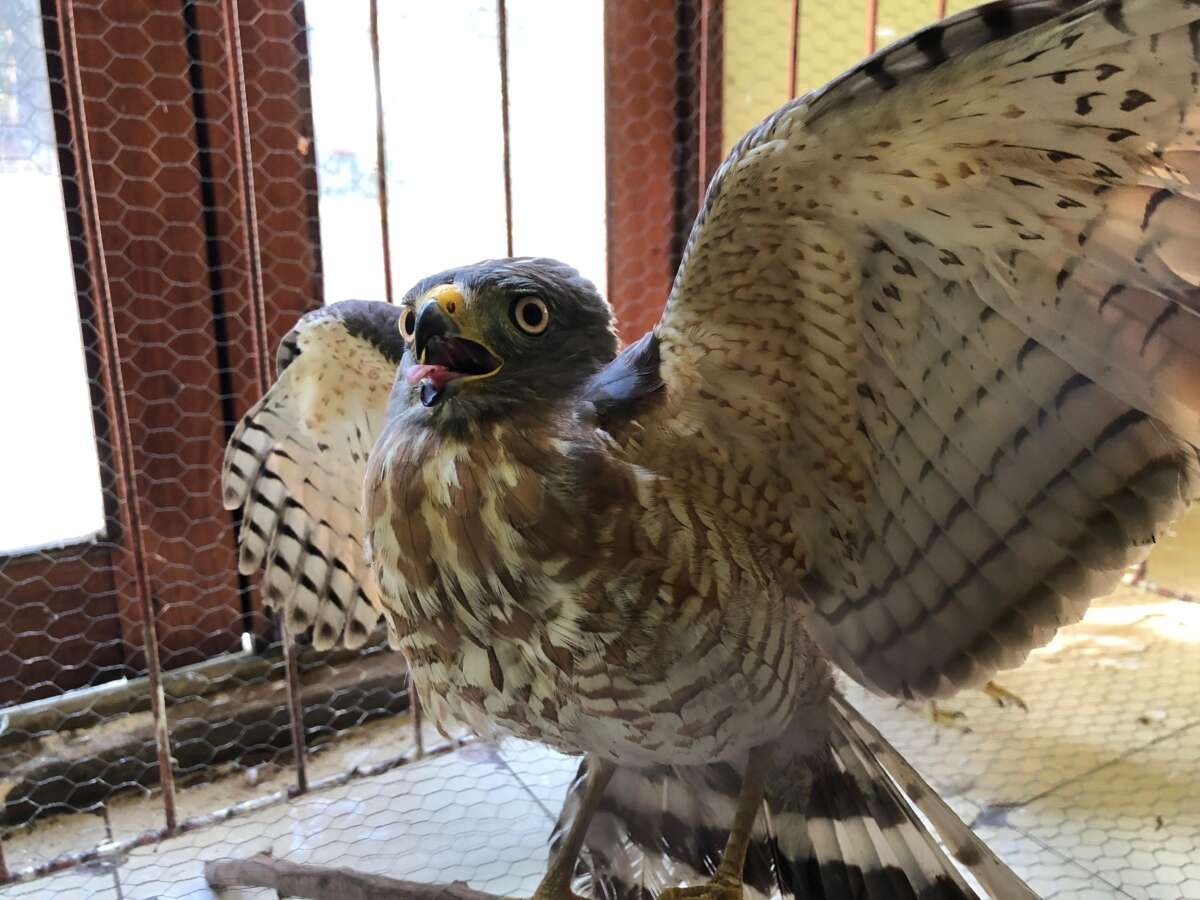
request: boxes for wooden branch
[204,853,502,900]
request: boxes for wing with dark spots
[223,300,403,650]
[634,0,1200,699]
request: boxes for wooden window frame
[0,0,322,706]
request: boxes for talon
[982,680,1028,711]
[925,700,973,733]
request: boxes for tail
[554,694,1034,899]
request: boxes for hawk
[223,0,1200,897]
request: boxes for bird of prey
[223,0,1200,896]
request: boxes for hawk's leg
[658,744,773,900]
[924,699,972,732]
[982,680,1028,711]
[531,756,615,900]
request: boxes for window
[0,0,104,553]
[306,0,607,303]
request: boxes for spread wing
[606,0,1200,699]
[222,300,406,650]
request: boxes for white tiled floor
[4,514,1199,899]
[3,740,578,900]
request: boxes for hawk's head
[397,258,617,421]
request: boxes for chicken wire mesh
[0,0,1198,898]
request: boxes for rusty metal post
[787,0,801,98]
[56,0,179,833]
[280,620,310,794]
[496,0,515,257]
[219,0,270,395]
[370,0,395,303]
[865,0,878,55]
[697,0,714,207]
[409,677,425,759]
[219,0,311,798]
[936,0,947,20]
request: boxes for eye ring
[399,307,416,342]
[511,296,550,335]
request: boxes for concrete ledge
[0,647,408,826]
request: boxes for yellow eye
[512,296,549,335]
[399,307,416,342]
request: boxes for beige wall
[722,0,979,153]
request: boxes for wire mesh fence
[0,0,420,884]
[1,0,1198,897]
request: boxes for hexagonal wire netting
[0,0,1198,898]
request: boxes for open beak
[405,301,502,407]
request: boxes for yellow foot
[925,699,973,733]
[982,680,1028,711]
[659,879,743,900]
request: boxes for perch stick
[204,853,501,900]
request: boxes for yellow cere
[427,284,465,318]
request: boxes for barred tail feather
[558,696,1032,898]
[829,695,1036,900]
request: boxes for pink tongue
[405,363,454,390]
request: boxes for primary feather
[222,301,403,649]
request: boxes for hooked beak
[405,300,503,407]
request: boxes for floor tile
[114,742,557,899]
[496,738,582,816]
[927,794,1126,898]
[0,867,120,899]
[840,586,1200,811]
[1005,723,1200,900]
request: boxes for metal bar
[222,0,311,794]
[496,0,515,257]
[2,738,463,887]
[409,677,425,759]
[865,0,878,55]
[787,0,801,98]
[55,0,178,834]
[936,0,947,20]
[219,0,270,395]
[0,833,9,884]
[369,0,395,302]
[697,0,713,206]
[1131,577,1200,605]
[280,619,310,794]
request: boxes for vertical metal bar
[935,0,947,20]
[56,0,178,834]
[0,833,9,883]
[697,0,712,207]
[409,676,425,759]
[787,0,801,98]
[496,0,515,257]
[865,0,878,55]
[369,0,395,303]
[280,620,310,794]
[220,0,310,799]
[219,0,269,396]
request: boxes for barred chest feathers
[364,411,821,765]
[364,413,634,749]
